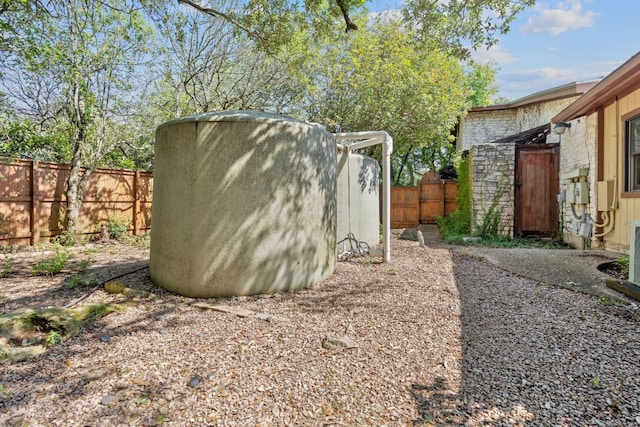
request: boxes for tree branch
[335,0,358,32]
[177,0,258,39]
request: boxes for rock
[399,228,418,241]
[416,230,425,247]
[463,236,481,243]
[322,334,358,350]
[350,306,366,316]
[101,395,116,405]
[188,377,200,388]
[255,313,273,322]
[104,282,126,294]
[100,335,110,343]
[159,328,169,334]
[192,303,255,318]
[122,288,154,299]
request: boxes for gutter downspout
[334,131,393,263]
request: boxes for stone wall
[557,114,599,248]
[458,96,581,151]
[515,98,579,134]
[458,110,516,151]
[469,143,516,237]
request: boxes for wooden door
[515,144,559,236]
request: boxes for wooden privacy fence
[0,158,152,246]
[385,172,458,228]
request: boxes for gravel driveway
[1,237,639,426]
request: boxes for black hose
[64,262,149,308]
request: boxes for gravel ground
[1,237,639,426]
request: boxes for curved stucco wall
[150,111,337,297]
[336,151,380,249]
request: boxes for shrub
[437,157,471,239]
[103,215,130,240]
[32,247,71,276]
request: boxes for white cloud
[497,60,621,100]
[470,44,518,65]
[520,0,597,36]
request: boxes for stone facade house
[457,82,597,237]
[552,51,640,254]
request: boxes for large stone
[322,334,358,350]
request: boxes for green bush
[103,215,130,240]
[437,157,471,239]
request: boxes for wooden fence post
[30,160,40,245]
[441,181,446,219]
[133,170,140,236]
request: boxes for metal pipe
[334,131,393,262]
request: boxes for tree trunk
[394,144,413,185]
[64,83,91,235]
[65,154,92,234]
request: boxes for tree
[178,0,365,46]
[466,62,499,107]
[179,0,535,59]
[402,0,536,58]
[148,4,302,119]
[303,16,470,184]
[0,0,154,235]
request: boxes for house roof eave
[552,51,640,123]
[469,80,598,113]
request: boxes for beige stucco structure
[150,111,337,297]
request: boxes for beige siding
[601,88,640,252]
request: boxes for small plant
[476,201,501,239]
[0,257,14,278]
[599,296,619,307]
[103,215,130,240]
[46,330,63,347]
[614,256,630,277]
[75,258,90,272]
[127,234,150,249]
[83,245,101,255]
[591,376,601,387]
[155,413,168,424]
[64,273,98,289]
[32,248,71,276]
[53,231,80,246]
[0,384,13,398]
[137,396,149,406]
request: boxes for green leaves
[402,0,536,58]
[303,16,472,182]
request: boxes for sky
[468,0,640,101]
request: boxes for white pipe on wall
[334,131,393,262]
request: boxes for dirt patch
[597,261,628,281]
[0,240,150,313]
